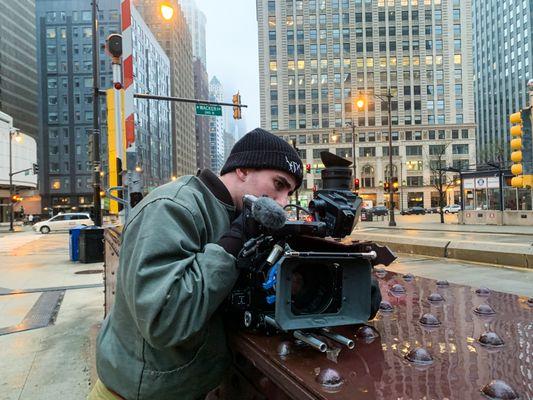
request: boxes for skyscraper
[36,0,120,212]
[179,0,210,171]
[193,59,211,170]
[473,0,533,164]
[0,0,38,140]
[209,76,225,174]
[256,0,476,209]
[129,5,172,189]
[134,0,196,177]
[179,0,207,68]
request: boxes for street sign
[196,104,222,116]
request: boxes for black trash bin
[360,210,374,222]
[78,226,104,263]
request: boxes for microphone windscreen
[251,196,287,231]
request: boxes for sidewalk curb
[357,226,533,237]
[351,233,533,269]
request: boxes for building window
[406,145,422,156]
[452,144,469,155]
[406,160,423,171]
[407,176,423,186]
[359,147,376,157]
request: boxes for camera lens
[290,262,342,315]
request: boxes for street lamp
[9,128,23,232]
[160,3,175,20]
[355,88,396,226]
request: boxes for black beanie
[220,128,303,189]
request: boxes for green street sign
[196,103,222,116]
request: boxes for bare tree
[477,138,507,165]
[426,142,457,223]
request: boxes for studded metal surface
[0,290,65,336]
[231,271,532,399]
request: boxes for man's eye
[274,180,284,190]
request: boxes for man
[90,128,303,400]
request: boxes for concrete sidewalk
[351,214,533,268]
[0,232,103,399]
[358,214,533,235]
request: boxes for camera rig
[228,152,395,352]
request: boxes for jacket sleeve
[118,197,238,349]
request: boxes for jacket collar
[196,169,234,207]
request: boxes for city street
[0,224,531,398]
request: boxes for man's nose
[274,194,289,207]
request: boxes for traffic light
[305,163,311,173]
[233,92,242,120]
[510,107,532,188]
[383,181,390,191]
[392,177,399,192]
[353,178,360,190]
[11,194,22,203]
[32,163,39,175]
[106,34,123,58]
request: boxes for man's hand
[217,214,245,258]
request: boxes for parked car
[32,212,94,234]
[443,204,462,214]
[425,207,439,214]
[400,206,426,215]
[371,205,389,216]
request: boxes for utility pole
[385,88,396,227]
[291,139,301,220]
[92,0,102,226]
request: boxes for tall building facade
[36,0,120,212]
[135,0,196,177]
[209,76,225,173]
[193,59,211,170]
[179,0,207,68]
[473,0,533,164]
[257,0,476,209]
[130,5,172,189]
[0,0,38,140]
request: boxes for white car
[33,212,94,234]
[442,204,461,214]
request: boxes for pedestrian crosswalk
[0,232,44,253]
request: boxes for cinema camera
[228,152,395,352]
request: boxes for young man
[90,128,303,400]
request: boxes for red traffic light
[114,82,123,90]
[306,163,311,173]
[354,178,360,190]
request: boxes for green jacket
[96,171,238,400]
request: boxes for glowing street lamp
[160,3,174,20]
[355,97,365,110]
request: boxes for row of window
[272,113,467,130]
[271,0,457,14]
[269,55,463,74]
[282,129,470,146]
[300,143,469,159]
[276,98,463,117]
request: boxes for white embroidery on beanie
[285,156,302,175]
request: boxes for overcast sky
[199,0,260,131]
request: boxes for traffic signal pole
[91,0,102,226]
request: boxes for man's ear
[235,168,250,182]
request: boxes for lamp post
[356,88,396,226]
[346,122,356,185]
[8,129,23,232]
